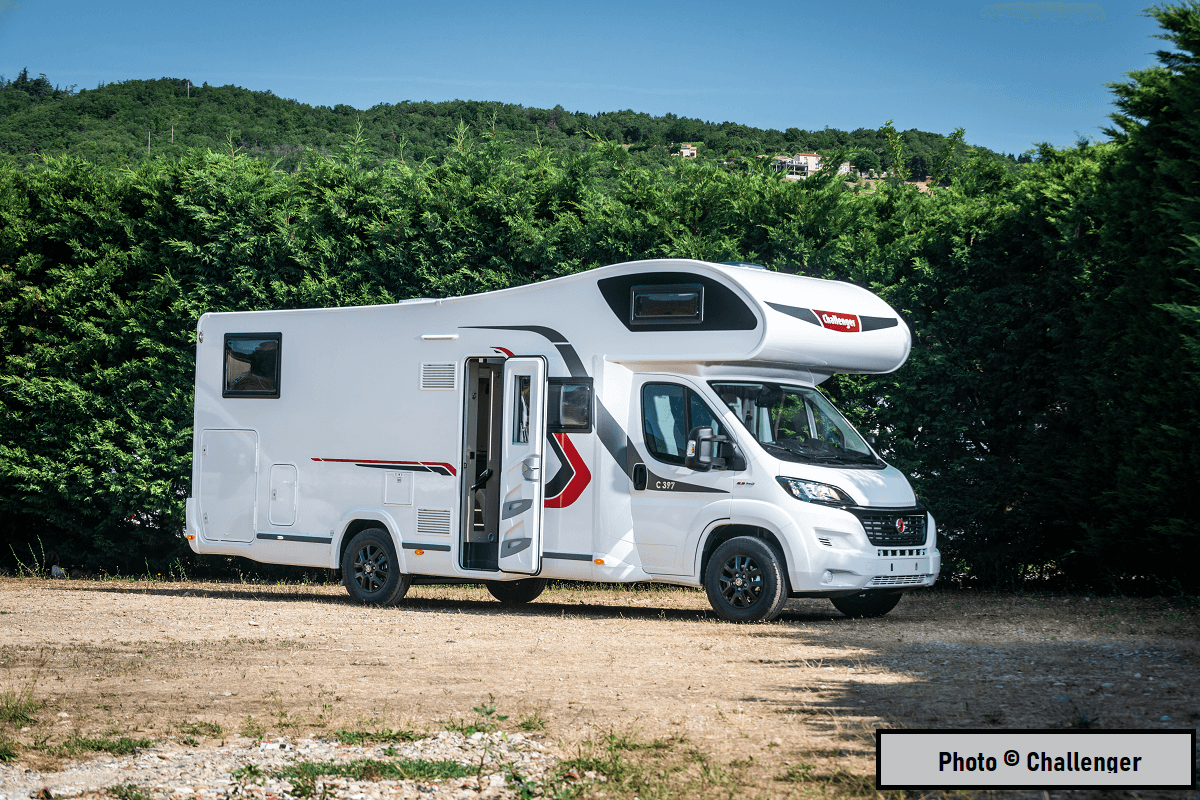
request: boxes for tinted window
[631,284,703,324]
[641,384,723,466]
[549,379,593,432]
[223,334,281,398]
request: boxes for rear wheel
[704,536,788,622]
[343,528,410,605]
[486,578,548,606]
[830,590,902,618]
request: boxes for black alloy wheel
[485,577,549,605]
[704,536,788,622]
[343,528,411,605]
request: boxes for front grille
[851,509,927,546]
[870,574,929,586]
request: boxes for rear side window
[223,333,282,398]
[549,378,593,433]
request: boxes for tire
[704,536,788,622]
[830,590,902,618]
[486,578,548,606]
[343,528,410,605]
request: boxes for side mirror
[685,426,716,471]
[865,434,877,447]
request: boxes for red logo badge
[813,310,861,333]
[895,517,906,534]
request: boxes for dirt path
[1,579,1198,798]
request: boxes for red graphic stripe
[311,458,457,477]
[543,433,591,509]
[492,346,515,357]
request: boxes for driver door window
[642,383,723,466]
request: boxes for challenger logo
[813,309,861,333]
[895,517,907,534]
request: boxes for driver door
[497,357,547,574]
[628,377,733,575]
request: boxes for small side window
[223,333,282,399]
[630,284,704,325]
[548,378,593,433]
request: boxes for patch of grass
[51,735,153,757]
[333,727,421,745]
[0,674,42,725]
[0,736,18,763]
[180,736,199,747]
[278,758,472,783]
[240,716,266,740]
[231,764,264,783]
[515,708,547,732]
[106,785,151,800]
[178,720,222,738]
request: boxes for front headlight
[776,477,853,505]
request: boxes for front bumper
[786,503,941,594]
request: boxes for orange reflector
[414,549,424,555]
[594,558,605,565]
[185,534,195,540]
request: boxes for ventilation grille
[416,508,452,537]
[854,512,927,546]
[870,575,929,586]
[817,537,833,548]
[421,363,457,391]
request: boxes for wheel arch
[699,523,794,594]
[333,508,408,574]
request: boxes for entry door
[199,429,259,543]
[628,377,733,575]
[497,357,547,574]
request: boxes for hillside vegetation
[0,68,997,175]
[1,3,1198,591]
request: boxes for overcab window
[630,284,704,325]
[223,333,282,398]
[548,378,593,433]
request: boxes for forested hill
[0,70,1007,172]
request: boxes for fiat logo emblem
[895,517,906,533]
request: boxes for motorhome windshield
[709,381,880,468]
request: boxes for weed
[8,538,48,578]
[0,673,42,725]
[471,694,508,732]
[776,762,816,781]
[231,764,265,784]
[333,728,420,745]
[178,721,222,738]
[278,758,471,783]
[106,785,151,800]
[51,736,153,757]
[240,716,266,741]
[0,736,17,763]
[515,708,547,733]
[180,736,199,747]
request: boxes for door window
[642,383,723,466]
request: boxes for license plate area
[879,558,929,576]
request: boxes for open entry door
[497,357,547,574]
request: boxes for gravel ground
[0,732,564,800]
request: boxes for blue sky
[0,0,1167,154]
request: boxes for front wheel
[830,590,902,618]
[486,578,548,606]
[343,528,411,605]
[704,536,788,622]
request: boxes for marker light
[594,558,605,565]
[414,549,425,555]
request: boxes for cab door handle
[632,463,648,491]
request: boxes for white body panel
[185,259,940,595]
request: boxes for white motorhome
[184,259,939,621]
